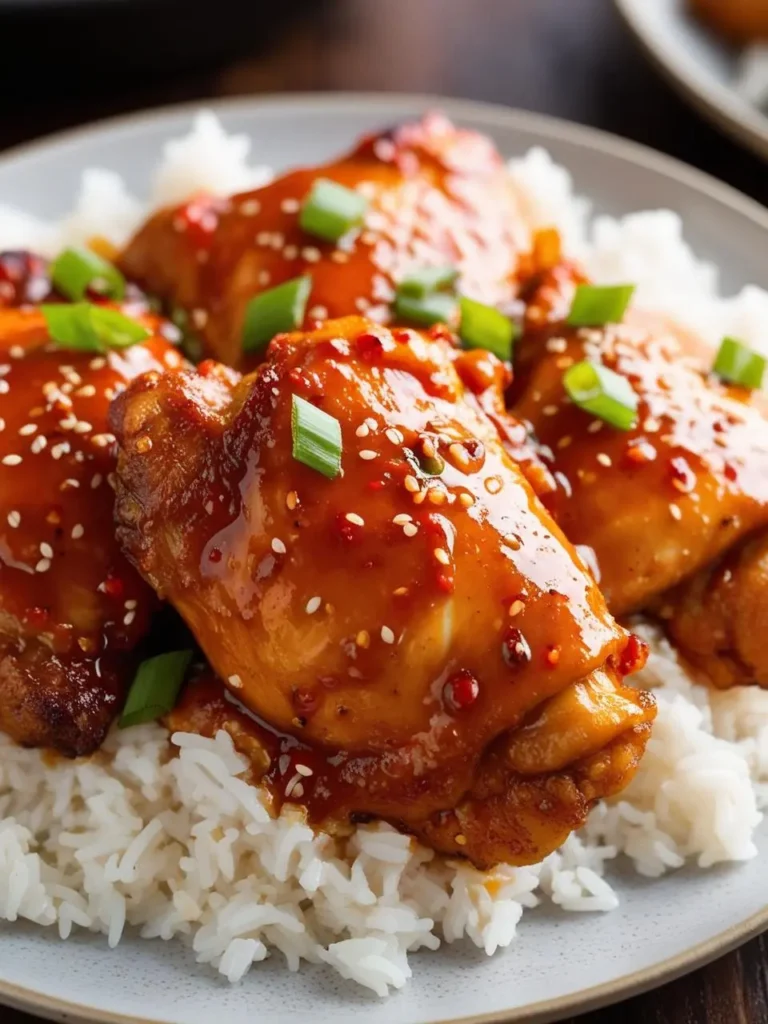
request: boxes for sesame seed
[286,490,298,511]
[542,405,559,416]
[73,421,93,434]
[91,473,103,489]
[50,443,69,460]
[427,488,446,505]
[644,417,660,433]
[459,493,474,508]
[359,450,378,461]
[509,600,525,617]
[91,434,115,448]
[365,417,378,431]
[596,453,612,467]
[272,538,287,554]
[449,443,471,468]
[59,416,77,431]
[123,610,136,626]
[39,542,54,559]
[355,424,370,438]
[356,629,370,648]
[422,438,437,459]
[282,245,298,261]
[124,599,137,610]
[2,454,22,466]
[557,436,572,450]
[345,513,365,526]
[75,384,96,398]
[228,674,243,689]
[308,305,328,321]
[305,596,322,614]
[257,269,271,286]
[392,514,412,525]
[9,346,23,360]
[18,423,36,436]
[434,548,450,565]
[412,490,427,505]
[240,198,261,216]
[295,764,313,777]
[71,524,84,539]
[669,503,682,521]
[385,428,404,445]
[455,834,468,847]
[587,420,604,434]
[403,523,418,537]
[380,625,395,644]
[7,511,20,528]
[292,782,305,799]
[35,558,51,573]
[302,246,321,263]
[393,587,409,596]
[0,418,4,431]
[404,475,420,493]
[546,337,568,353]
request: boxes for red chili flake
[367,479,386,491]
[175,194,221,249]
[443,669,480,711]
[426,323,455,344]
[502,627,532,667]
[723,462,739,483]
[102,574,124,599]
[436,572,455,594]
[23,606,50,629]
[356,332,384,361]
[669,456,696,494]
[208,547,223,564]
[392,329,412,345]
[618,633,649,676]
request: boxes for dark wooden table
[2,1,767,1021]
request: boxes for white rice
[1,112,768,996]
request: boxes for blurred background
[1,0,767,207]
[4,1,768,1022]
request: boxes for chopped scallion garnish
[459,297,517,361]
[291,394,342,479]
[51,246,125,301]
[713,336,766,390]
[41,302,150,352]
[399,265,458,298]
[118,650,193,729]
[242,275,312,352]
[566,284,636,327]
[563,359,639,431]
[299,178,368,242]
[394,291,458,328]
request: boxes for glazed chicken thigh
[0,291,184,755]
[510,262,768,619]
[120,115,534,368]
[111,315,654,868]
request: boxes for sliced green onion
[299,178,368,242]
[563,359,639,431]
[394,291,458,328]
[291,394,342,479]
[50,246,125,301]
[566,284,636,327]
[713,336,766,390]
[242,275,312,352]
[459,297,517,361]
[118,650,193,729]
[41,302,150,352]
[399,265,458,298]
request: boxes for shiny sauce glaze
[120,114,538,368]
[510,262,768,615]
[0,298,185,754]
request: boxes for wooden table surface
[2,0,767,1022]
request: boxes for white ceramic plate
[2,93,768,1024]
[616,0,768,160]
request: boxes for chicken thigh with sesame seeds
[0,292,186,756]
[509,261,768,681]
[119,114,535,370]
[110,315,655,868]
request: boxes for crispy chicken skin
[690,0,768,41]
[112,315,654,868]
[510,262,768,618]
[0,299,184,755]
[119,114,534,368]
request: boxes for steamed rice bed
[1,113,768,997]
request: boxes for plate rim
[615,0,768,161]
[1,90,768,1024]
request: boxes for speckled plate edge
[1,91,768,1024]
[616,0,768,161]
